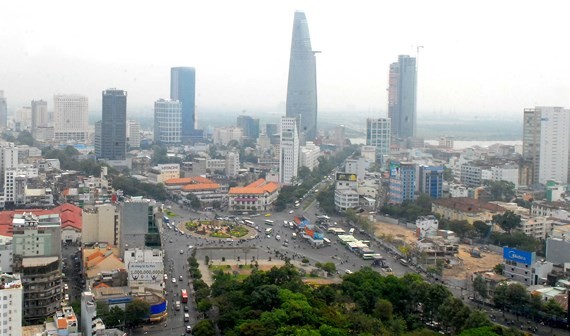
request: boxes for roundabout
[181,219,256,240]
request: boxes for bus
[181,289,188,304]
[244,220,255,226]
[264,219,274,225]
[265,228,273,235]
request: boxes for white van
[184,313,190,322]
[349,228,355,235]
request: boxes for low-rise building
[228,178,280,213]
[43,306,79,335]
[124,248,164,290]
[519,216,557,239]
[531,201,570,221]
[416,215,439,239]
[83,245,126,289]
[432,197,507,224]
[91,286,167,323]
[471,271,507,300]
[300,142,321,171]
[503,247,553,286]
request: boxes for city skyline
[1,1,570,119]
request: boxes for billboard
[389,161,401,178]
[128,262,164,282]
[503,247,535,265]
[336,173,357,182]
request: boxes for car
[163,274,168,280]
[188,245,194,249]
[169,239,173,243]
[275,235,281,241]
[184,305,189,312]
[64,294,69,301]
[345,269,353,274]
[264,213,271,217]
[172,278,177,283]
[180,249,184,254]
[64,283,69,290]
[289,210,294,214]
[185,325,192,333]
[179,275,183,281]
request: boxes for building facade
[171,67,196,139]
[279,117,300,185]
[154,99,182,145]
[366,118,391,164]
[237,115,260,140]
[82,204,120,246]
[285,11,318,142]
[127,119,141,149]
[98,89,127,161]
[388,161,416,204]
[228,179,280,212]
[0,273,23,336]
[0,91,7,129]
[388,55,417,139]
[119,199,160,256]
[53,94,89,142]
[300,141,320,171]
[419,165,444,199]
[31,99,48,132]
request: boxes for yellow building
[432,197,506,224]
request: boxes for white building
[127,119,141,149]
[531,202,570,221]
[82,204,120,246]
[438,136,454,149]
[366,118,391,164]
[519,216,556,239]
[213,127,243,146]
[81,291,106,336]
[14,107,32,131]
[491,165,519,188]
[124,248,165,289]
[154,99,182,145]
[335,173,359,211]
[300,141,321,171]
[0,273,23,336]
[53,94,89,142]
[31,99,48,131]
[225,151,240,177]
[361,145,377,163]
[279,117,299,185]
[447,183,469,198]
[147,164,180,184]
[345,158,367,182]
[416,215,439,239]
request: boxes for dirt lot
[373,220,502,279]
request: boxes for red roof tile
[0,203,82,237]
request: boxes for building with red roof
[228,179,280,212]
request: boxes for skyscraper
[388,55,417,139]
[0,91,7,129]
[279,116,299,185]
[127,119,141,149]
[97,89,127,161]
[170,67,196,140]
[237,115,260,140]
[366,118,391,165]
[53,95,88,142]
[286,11,318,142]
[154,99,182,145]
[31,99,48,132]
[523,106,570,185]
[388,161,416,204]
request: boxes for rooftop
[229,179,279,195]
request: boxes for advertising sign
[503,247,535,265]
[305,227,315,238]
[313,232,324,240]
[336,173,357,182]
[128,262,164,282]
[389,161,401,178]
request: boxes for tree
[544,298,565,318]
[443,167,454,182]
[193,319,216,336]
[473,275,489,300]
[124,299,150,327]
[320,262,337,276]
[473,221,490,238]
[492,211,521,234]
[462,310,492,330]
[186,193,201,210]
[373,299,393,321]
[416,194,432,211]
[197,298,213,313]
[16,130,34,146]
[437,297,470,334]
[484,180,515,202]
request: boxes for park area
[185,219,252,239]
[373,220,502,279]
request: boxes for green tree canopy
[124,299,150,328]
[492,211,521,234]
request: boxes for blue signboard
[150,300,167,315]
[107,297,133,305]
[314,232,324,240]
[503,247,535,265]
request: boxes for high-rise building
[119,199,160,256]
[154,99,182,145]
[388,55,417,139]
[14,107,32,131]
[279,117,300,185]
[419,165,444,199]
[523,107,570,185]
[170,67,196,140]
[388,161,416,204]
[0,273,23,336]
[0,91,7,129]
[98,89,127,161]
[237,115,260,140]
[12,212,63,324]
[53,95,88,142]
[286,11,318,141]
[127,119,141,149]
[31,99,48,133]
[366,118,391,165]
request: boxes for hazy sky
[1,1,569,120]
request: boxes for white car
[163,274,168,280]
[289,210,294,214]
[180,249,184,254]
[172,278,177,283]
[64,283,69,290]
[64,294,69,301]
